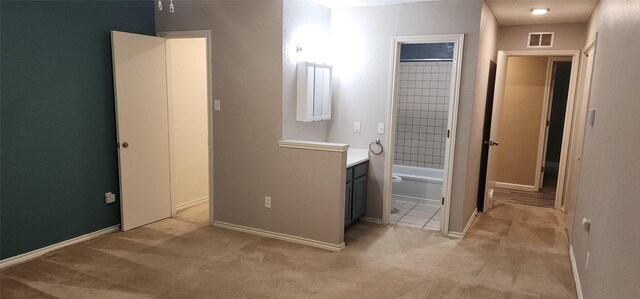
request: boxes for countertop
[346,148,369,168]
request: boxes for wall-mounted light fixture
[158,0,175,13]
[531,8,550,15]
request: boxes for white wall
[327,1,484,232]
[282,0,331,141]
[166,38,210,208]
[498,23,586,51]
[570,1,640,297]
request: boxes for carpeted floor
[1,201,576,298]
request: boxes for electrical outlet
[104,192,116,204]
[377,122,385,134]
[264,196,271,208]
[214,99,221,111]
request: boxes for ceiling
[486,0,599,26]
[315,0,599,26]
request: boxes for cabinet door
[353,176,367,219]
[345,182,353,228]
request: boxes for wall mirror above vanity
[296,61,332,122]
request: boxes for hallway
[1,201,575,298]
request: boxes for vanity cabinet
[345,161,368,229]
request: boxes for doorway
[165,37,210,218]
[111,30,213,231]
[482,51,580,212]
[383,34,464,236]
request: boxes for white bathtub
[392,164,443,205]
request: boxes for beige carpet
[1,202,576,298]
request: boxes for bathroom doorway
[383,34,464,236]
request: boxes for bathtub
[392,164,443,205]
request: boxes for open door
[111,31,171,231]
[483,51,508,213]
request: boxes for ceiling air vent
[528,32,554,48]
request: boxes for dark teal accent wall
[1,1,155,259]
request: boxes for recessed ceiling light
[531,8,550,15]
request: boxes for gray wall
[498,23,586,51]
[571,1,640,297]
[327,1,484,232]
[0,0,155,260]
[282,0,331,141]
[156,1,346,246]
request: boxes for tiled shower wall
[394,61,452,169]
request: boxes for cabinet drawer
[354,162,368,178]
[346,167,353,183]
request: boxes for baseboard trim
[176,197,209,212]
[360,217,382,224]
[447,208,478,239]
[569,245,584,299]
[0,225,120,269]
[212,221,345,252]
[495,182,537,192]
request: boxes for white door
[483,51,508,212]
[111,31,171,231]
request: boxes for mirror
[297,61,331,122]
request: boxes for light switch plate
[354,122,361,133]
[264,196,271,208]
[214,99,221,111]
[377,123,385,134]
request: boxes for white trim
[447,208,477,239]
[0,225,120,269]
[213,221,345,252]
[360,217,383,224]
[176,197,209,212]
[495,182,537,192]
[382,34,464,239]
[278,139,349,152]
[157,30,214,225]
[569,245,584,299]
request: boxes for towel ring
[369,139,384,155]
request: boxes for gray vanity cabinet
[345,161,368,229]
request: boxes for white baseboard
[495,182,537,192]
[176,197,209,212]
[213,221,345,252]
[569,245,584,299]
[392,194,441,205]
[0,225,120,269]
[447,208,478,239]
[360,217,382,224]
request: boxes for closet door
[111,31,171,231]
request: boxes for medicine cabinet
[297,61,332,122]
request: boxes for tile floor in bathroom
[390,199,442,231]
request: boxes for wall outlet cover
[377,123,385,134]
[214,99,221,111]
[354,122,361,133]
[104,192,116,204]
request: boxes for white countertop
[346,148,369,168]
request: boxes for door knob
[122,142,129,148]
[484,140,499,146]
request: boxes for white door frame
[158,30,214,225]
[382,34,464,237]
[535,57,573,191]
[494,50,580,210]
